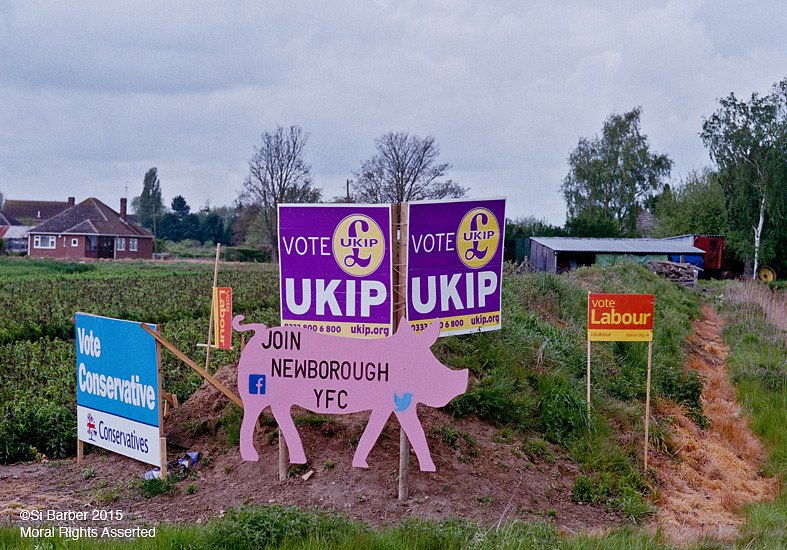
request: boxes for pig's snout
[426,367,469,408]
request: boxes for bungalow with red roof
[27,198,153,260]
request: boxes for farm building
[27,198,153,260]
[0,225,35,254]
[662,234,726,274]
[529,237,705,273]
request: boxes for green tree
[701,79,787,277]
[200,211,225,245]
[240,126,321,250]
[504,216,566,262]
[654,170,728,238]
[564,212,622,237]
[352,132,467,204]
[156,213,183,242]
[135,168,165,234]
[561,107,673,234]
[171,195,190,219]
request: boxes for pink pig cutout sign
[233,316,468,472]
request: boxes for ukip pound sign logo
[332,214,385,277]
[457,207,500,269]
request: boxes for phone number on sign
[283,322,342,334]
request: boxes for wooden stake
[586,291,591,417]
[159,437,167,479]
[141,323,243,408]
[278,432,289,482]
[160,437,168,479]
[398,427,409,501]
[586,339,591,417]
[205,244,221,372]
[394,203,411,503]
[644,339,653,472]
[156,339,167,478]
[77,439,84,463]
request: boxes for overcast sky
[1,1,784,224]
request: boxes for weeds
[139,477,176,499]
[218,404,244,447]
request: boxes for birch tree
[701,79,787,277]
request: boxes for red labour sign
[587,293,654,342]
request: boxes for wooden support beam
[140,323,243,409]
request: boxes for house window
[129,238,138,252]
[116,237,126,251]
[33,235,56,249]
[71,238,78,247]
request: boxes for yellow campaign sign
[588,329,653,342]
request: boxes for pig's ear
[395,317,411,338]
[419,318,442,346]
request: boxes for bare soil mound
[649,305,778,546]
[1,362,624,533]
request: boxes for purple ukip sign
[278,204,393,338]
[406,198,505,336]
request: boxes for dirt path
[650,305,778,546]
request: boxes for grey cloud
[0,1,785,224]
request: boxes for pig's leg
[352,409,391,468]
[395,407,436,472]
[271,403,307,464]
[240,400,266,461]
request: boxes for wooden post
[141,323,243,408]
[393,203,411,503]
[160,437,168,478]
[644,339,653,472]
[156,339,168,478]
[586,291,591,417]
[77,440,84,463]
[204,244,221,372]
[586,339,591,417]
[278,432,289,482]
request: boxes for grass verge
[718,287,787,549]
[0,504,685,549]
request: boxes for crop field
[0,258,279,463]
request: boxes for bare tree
[240,126,322,249]
[352,132,467,204]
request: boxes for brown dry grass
[725,279,787,333]
[650,305,778,547]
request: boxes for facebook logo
[249,374,266,395]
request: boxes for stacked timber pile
[650,261,700,287]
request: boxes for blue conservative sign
[75,313,162,466]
